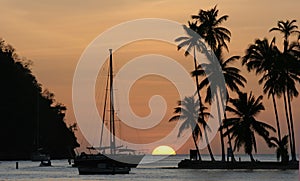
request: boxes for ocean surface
[0,154,298,181]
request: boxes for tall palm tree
[224,92,276,162]
[191,5,231,52]
[283,39,300,162]
[191,5,231,161]
[243,38,283,147]
[193,45,247,161]
[269,20,300,52]
[175,23,209,159]
[270,20,300,161]
[281,51,300,161]
[169,96,212,161]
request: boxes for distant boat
[75,49,144,174]
[39,160,52,167]
[31,150,50,162]
[31,144,51,166]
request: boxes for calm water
[0,155,298,181]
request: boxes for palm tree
[269,20,300,52]
[281,51,300,161]
[169,96,212,161]
[269,135,289,163]
[224,92,276,162]
[175,23,209,159]
[270,20,300,161]
[194,45,247,103]
[191,5,231,52]
[242,38,283,148]
[243,38,300,161]
[191,5,231,161]
[193,45,247,161]
[288,37,300,59]
[283,39,300,162]
[278,49,300,162]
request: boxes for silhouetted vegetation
[223,91,276,162]
[173,5,299,163]
[243,20,300,162]
[0,39,79,160]
[169,96,212,161]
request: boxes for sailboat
[75,49,144,175]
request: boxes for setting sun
[152,145,176,155]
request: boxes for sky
[0,0,299,155]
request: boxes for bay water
[0,154,298,181]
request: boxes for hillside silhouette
[0,39,79,160]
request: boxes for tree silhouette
[224,92,276,162]
[175,23,208,160]
[269,20,300,52]
[243,35,300,162]
[191,5,231,52]
[243,38,283,150]
[0,39,79,160]
[193,45,246,161]
[190,5,232,161]
[269,20,300,161]
[169,96,212,161]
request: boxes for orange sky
[0,0,299,155]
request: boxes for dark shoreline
[178,159,299,170]
[0,155,71,161]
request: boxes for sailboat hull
[74,154,144,168]
[75,153,143,174]
[78,165,130,175]
[105,154,144,167]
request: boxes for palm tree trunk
[216,93,226,162]
[224,112,235,162]
[249,153,255,162]
[220,93,235,162]
[287,90,297,161]
[283,91,293,160]
[192,131,202,161]
[193,47,203,161]
[271,92,282,142]
[283,38,296,161]
[204,126,215,161]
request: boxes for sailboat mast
[109,49,116,154]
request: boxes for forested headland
[0,39,79,160]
